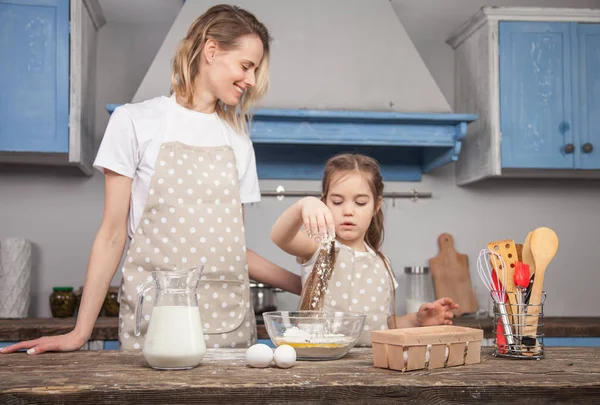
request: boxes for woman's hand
[0,330,87,355]
[300,197,335,242]
[416,298,459,327]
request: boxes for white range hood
[111,0,477,181]
[133,0,451,112]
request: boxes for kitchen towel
[0,238,32,318]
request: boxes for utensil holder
[492,291,546,359]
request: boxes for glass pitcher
[134,265,206,370]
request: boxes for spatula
[515,244,523,262]
[487,240,519,325]
[522,227,558,355]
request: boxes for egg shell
[273,345,296,369]
[246,344,273,368]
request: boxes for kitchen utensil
[521,272,538,353]
[515,244,523,261]
[513,261,530,341]
[429,233,478,316]
[249,280,283,315]
[135,266,206,370]
[476,249,514,349]
[491,269,510,354]
[263,310,366,360]
[487,240,519,323]
[522,232,536,278]
[522,227,558,355]
[495,318,507,354]
[524,274,535,305]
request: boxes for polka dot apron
[118,102,256,350]
[323,244,394,347]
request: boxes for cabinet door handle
[582,143,594,154]
[564,143,575,154]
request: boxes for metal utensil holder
[492,291,546,359]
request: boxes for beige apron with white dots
[117,104,256,350]
[323,244,394,347]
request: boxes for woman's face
[204,34,264,106]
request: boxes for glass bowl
[262,310,366,360]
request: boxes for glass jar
[103,286,120,317]
[404,266,435,314]
[49,287,76,318]
[73,286,83,316]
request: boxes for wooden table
[1,348,599,404]
[2,317,600,341]
[0,317,117,341]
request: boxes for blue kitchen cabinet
[499,22,575,170]
[0,0,105,175]
[449,8,600,185]
[0,0,69,153]
[578,23,600,170]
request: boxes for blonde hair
[171,4,271,135]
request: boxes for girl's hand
[300,197,335,242]
[416,298,459,327]
[0,331,86,355]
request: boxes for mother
[1,4,300,354]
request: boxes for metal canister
[249,280,282,315]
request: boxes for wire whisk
[476,249,515,349]
[477,249,506,302]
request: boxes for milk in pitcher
[142,306,206,369]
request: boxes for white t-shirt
[93,95,261,238]
[300,240,399,288]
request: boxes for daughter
[271,153,458,346]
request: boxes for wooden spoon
[522,227,558,355]
[521,232,536,278]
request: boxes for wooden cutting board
[428,233,479,316]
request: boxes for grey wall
[1,0,599,318]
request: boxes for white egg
[273,345,296,369]
[245,344,273,368]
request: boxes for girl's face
[324,171,380,250]
[203,34,264,106]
